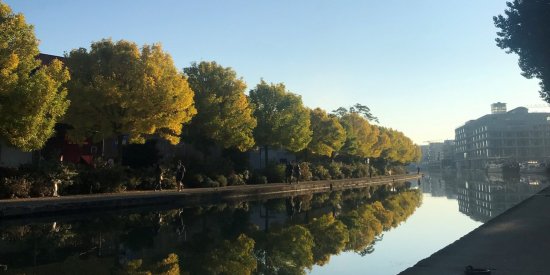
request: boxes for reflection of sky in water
[311,171,547,275]
[311,194,481,275]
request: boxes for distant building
[455,103,550,169]
[0,141,33,168]
[491,102,507,114]
[423,142,443,169]
[248,147,297,170]
[441,140,456,168]
[421,140,455,169]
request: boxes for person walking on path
[176,161,186,192]
[155,164,163,191]
[293,162,301,184]
[285,162,293,184]
[417,167,421,175]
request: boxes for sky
[5,0,548,145]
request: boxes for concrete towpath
[400,185,550,275]
[0,174,420,219]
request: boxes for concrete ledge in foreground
[400,185,550,275]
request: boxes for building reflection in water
[421,170,548,222]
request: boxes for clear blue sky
[5,0,547,144]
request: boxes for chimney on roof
[491,102,507,114]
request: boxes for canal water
[0,171,547,275]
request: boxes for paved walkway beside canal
[0,174,420,218]
[400,185,550,275]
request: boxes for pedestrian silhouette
[285,162,293,184]
[155,164,163,191]
[175,161,186,191]
[293,162,301,183]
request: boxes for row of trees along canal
[0,2,420,197]
[0,184,422,274]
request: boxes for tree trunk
[117,135,124,164]
[264,145,269,169]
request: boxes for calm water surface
[0,171,546,275]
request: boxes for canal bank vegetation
[0,184,421,275]
[0,1,420,199]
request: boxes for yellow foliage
[0,2,70,151]
[64,39,196,145]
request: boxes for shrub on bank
[249,172,268,184]
[0,155,410,198]
[312,164,330,181]
[228,173,246,186]
[203,177,219,188]
[216,175,228,187]
[0,177,31,199]
[328,162,344,179]
[352,163,369,178]
[265,162,285,183]
[299,162,313,181]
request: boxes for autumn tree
[374,128,420,173]
[265,225,314,274]
[332,103,378,123]
[494,1,550,102]
[307,108,346,158]
[371,126,391,159]
[338,112,379,159]
[204,234,257,275]
[184,61,256,151]
[0,2,70,151]
[249,80,312,167]
[332,104,380,160]
[64,39,196,160]
[307,214,349,265]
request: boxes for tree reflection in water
[0,183,421,275]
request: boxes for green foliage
[266,225,315,274]
[311,164,330,181]
[264,162,286,183]
[351,162,370,178]
[249,172,268,184]
[227,173,246,186]
[154,253,181,275]
[298,162,312,181]
[204,234,257,275]
[75,166,127,193]
[203,176,219,188]
[327,162,344,179]
[184,61,256,151]
[338,113,379,159]
[330,107,419,165]
[64,39,196,146]
[0,176,31,198]
[382,190,423,227]
[117,253,180,275]
[216,175,228,187]
[307,108,346,157]
[0,161,78,198]
[494,1,550,101]
[0,2,70,151]
[332,103,379,123]
[307,214,349,266]
[249,80,312,153]
[379,128,420,165]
